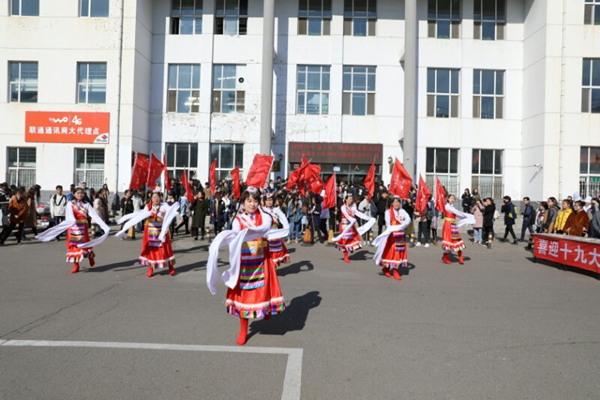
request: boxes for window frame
[580,146,600,198]
[10,0,39,16]
[425,148,460,196]
[582,58,600,113]
[74,148,105,189]
[298,0,332,36]
[473,0,506,41]
[7,147,36,188]
[79,0,109,17]
[427,0,461,39]
[342,65,376,116]
[170,0,203,34]
[9,61,38,103]
[473,69,504,119]
[165,142,199,182]
[584,0,600,25]
[215,0,248,35]
[426,68,460,118]
[77,62,107,104]
[209,143,244,181]
[343,0,376,37]
[471,149,503,199]
[212,64,245,114]
[296,65,330,115]
[167,64,201,113]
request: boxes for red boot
[168,264,176,276]
[89,257,95,267]
[458,251,464,265]
[442,253,451,264]
[236,317,249,346]
[146,267,153,277]
[71,262,80,274]
[383,267,392,278]
[343,251,350,263]
[392,268,402,281]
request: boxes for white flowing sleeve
[115,209,151,238]
[372,209,410,266]
[333,205,357,242]
[355,208,376,236]
[385,211,391,228]
[445,204,475,227]
[397,209,412,231]
[267,208,290,240]
[80,203,110,248]
[35,202,76,242]
[159,202,180,242]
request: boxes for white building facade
[1,0,599,200]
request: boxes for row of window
[11,0,108,17]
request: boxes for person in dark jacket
[482,197,496,249]
[210,191,226,235]
[191,191,210,240]
[461,189,472,213]
[501,195,518,244]
[520,196,535,241]
[120,190,136,239]
[376,190,390,235]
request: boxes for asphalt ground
[1,227,599,400]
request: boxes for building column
[403,0,417,179]
[260,0,275,156]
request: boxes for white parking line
[0,339,303,400]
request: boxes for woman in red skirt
[36,187,110,273]
[373,195,411,280]
[442,194,475,265]
[334,194,375,263]
[263,192,290,267]
[116,191,179,277]
[207,187,286,345]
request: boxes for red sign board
[25,111,110,144]
[533,234,600,273]
[288,142,383,164]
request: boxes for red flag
[363,162,375,201]
[182,170,193,203]
[129,153,149,190]
[435,177,447,213]
[322,174,337,209]
[389,158,413,199]
[416,175,432,214]
[147,153,165,189]
[245,154,274,188]
[309,178,324,194]
[230,165,241,199]
[287,164,308,190]
[210,159,217,195]
[304,164,321,191]
[163,155,172,192]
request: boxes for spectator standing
[545,197,559,233]
[500,195,518,244]
[0,188,28,245]
[471,199,484,245]
[23,187,38,240]
[416,197,431,247]
[482,198,496,249]
[175,193,190,236]
[376,191,389,235]
[520,197,536,241]
[535,202,549,233]
[461,188,472,213]
[589,198,600,239]
[120,190,136,239]
[564,200,590,237]
[210,190,226,235]
[50,185,67,240]
[191,191,209,240]
[553,199,573,234]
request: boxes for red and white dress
[441,204,472,253]
[335,204,374,252]
[265,206,290,267]
[374,207,411,270]
[139,203,175,272]
[225,211,286,319]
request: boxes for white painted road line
[0,339,303,400]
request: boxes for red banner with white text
[533,234,600,273]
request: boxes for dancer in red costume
[372,195,411,280]
[441,194,475,265]
[263,192,290,267]
[36,187,110,273]
[116,191,180,277]
[207,187,287,345]
[333,194,375,263]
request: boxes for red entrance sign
[533,234,600,274]
[25,111,110,144]
[288,142,383,164]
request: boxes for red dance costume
[139,203,175,275]
[336,205,362,253]
[225,211,286,319]
[441,207,466,253]
[66,202,95,263]
[266,207,290,267]
[380,208,408,270]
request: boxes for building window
[297,65,330,115]
[473,69,504,119]
[427,68,459,118]
[9,62,38,103]
[171,0,202,34]
[7,147,36,188]
[474,0,505,40]
[215,0,247,35]
[80,0,109,17]
[165,143,198,181]
[584,0,600,25]
[580,147,600,198]
[212,64,245,114]
[425,148,459,196]
[77,62,107,104]
[472,149,503,199]
[427,0,460,39]
[10,0,39,16]
[298,0,332,36]
[74,149,105,189]
[210,143,244,181]
[343,0,376,37]
[167,64,200,113]
[343,66,376,115]
[582,58,600,113]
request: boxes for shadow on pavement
[173,244,209,255]
[87,259,141,273]
[277,261,314,277]
[349,250,372,261]
[248,291,322,338]
[525,256,600,280]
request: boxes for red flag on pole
[389,158,413,199]
[182,170,193,203]
[230,164,241,199]
[322,173,337,209]
[245,154,274,188]
[163,155,172,192]
[210,159,217,195]
[304,164,322,194]
[129,153,150,190]
[363,162,375,201]
[435,176,447,213]
[147,153,165,189]
[416,175,432,214]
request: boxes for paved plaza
[1,231,599,400]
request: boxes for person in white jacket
[49,185,67,240]
[372,195,412,281]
